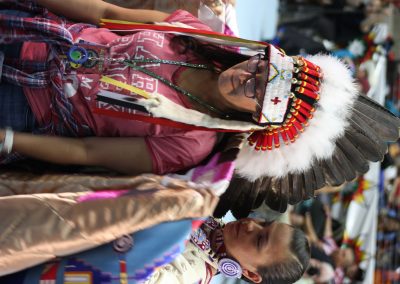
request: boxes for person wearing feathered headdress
[0,0,399,216]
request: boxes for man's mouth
[230,73,238,91]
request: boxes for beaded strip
[247,57,322,151]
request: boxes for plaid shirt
[0,0,97,132]
[0,0,94,162]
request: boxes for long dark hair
[170,35,250,73]
[259,226,310,284]
[170,35,255,122]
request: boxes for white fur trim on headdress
[235,55,359,181]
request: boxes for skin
[222,219,295,283]
[331,247,355,268]
[217,59,266,113]
[178,55,267,116]
[0,0,266,175]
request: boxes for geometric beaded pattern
[256,45,294,124]
[248,53,322,151]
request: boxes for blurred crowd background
[272,1,400,283]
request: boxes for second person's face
[223,219,294,272]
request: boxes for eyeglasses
[244,53,267,99]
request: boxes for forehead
[343,248,354,260]
[258,223,294,267]
[270,222,293,238]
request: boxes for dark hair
[170,35,255,122]
[170,35,250,73]
[257,226,310,284]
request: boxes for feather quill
[345,126,385,162]
[332,146,357,182]
[289,174,304,205]
[312,164,326,190]
[320,158,345,186]
[348,112,387,155]
[303,169,316,199]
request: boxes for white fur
[141,96,265,131]
[235,55,359,181]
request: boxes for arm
[323,205,333,238]
[0,130,152,175]
[304,212,322,247]
[36,0,170,25]
[146,247,213,284]
[315,185,344,195]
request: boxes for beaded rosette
[248,46,322,151]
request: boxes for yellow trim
[100,19,141,25]
[99,19,266,47]
[100,76,151,99]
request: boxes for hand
[201,0,224,16]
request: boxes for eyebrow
[260,222,271,250]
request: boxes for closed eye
[257,235,263,249]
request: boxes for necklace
[191,218,226,262]
[67,45,229,118]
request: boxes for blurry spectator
[291,198,343,242]
[303,204,355,284]
[304,258,336,283]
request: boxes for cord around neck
[123,59,230,118]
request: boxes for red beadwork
[288,125,299,139]
[266,133,273,150]
[298,72,320,86]
[296,87,319,100]
[300,81,320,92]
[298,99,315,112]
[280,128,289,145]
[293,120,304,132]
[285,127,295,142]
[259,132,267,151]
[247,56,322,151]
[302,59,321,72]
[302,67,321,78]
[248,131,261,146]
[294,112,306,124]
[255,133,264,151]
[273,130,280,148]
[298,106,313,119]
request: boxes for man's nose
[244,220,258,232]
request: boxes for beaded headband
[249,45,322,151]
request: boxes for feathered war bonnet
[98,20,400,214]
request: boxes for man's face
[333,247,354,267]
[223,219,294,272]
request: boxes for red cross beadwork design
[271,97,282,105]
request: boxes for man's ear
[242,268,262,283]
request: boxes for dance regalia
[1,0,400,219]
[0,174,223,283]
